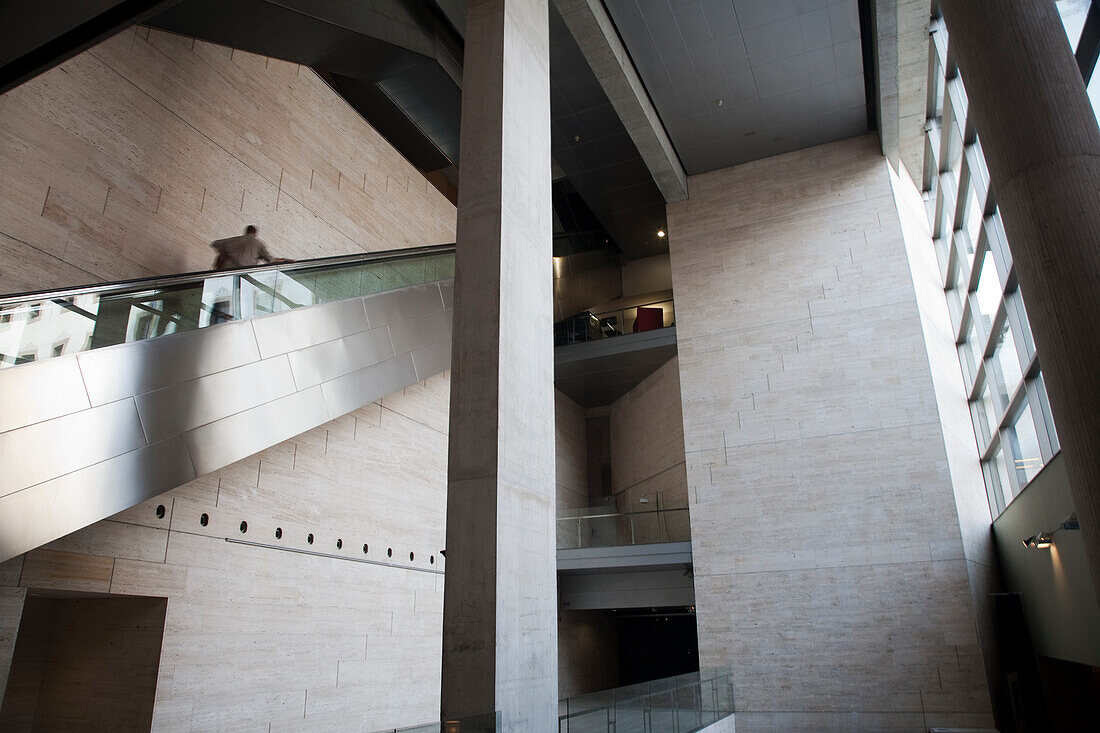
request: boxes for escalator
[0,245,455,562]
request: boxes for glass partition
[557,507,690,550]
[554,296,675,347]
[559,668,734,733]
[0,247,454,369]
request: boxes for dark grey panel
[549,4,669,259]
[554,328,678,407]
[603,0,870,174]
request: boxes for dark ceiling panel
[603,0,870,175]
[549,4,668,259]
[0,0,183,94]
[378,62,461,164]
[554,331,678,408]
[324,73,453,173]
[148,0,427,81]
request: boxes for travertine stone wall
[0,26,456,295]
[557,391,589,513]
[0,22,464,730]
[0,374,451,731]
[667,135,993,732]
[610,356,687,512]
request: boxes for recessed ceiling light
[574,135,581,142]
[657,230,666,238]
[716,98,724,107]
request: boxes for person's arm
[256,238,293,264]
[255,238,274,263]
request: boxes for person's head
[245,225,258,235]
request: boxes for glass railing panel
[645,689,676,732]
[613,697,646,733]
[558,706,609,733]
[559,669,734,733]
[554,295,675,347]
[556,507,691,549]
[0,245,454,369]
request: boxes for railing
[592,297,674,336]
[557,506,690,549]
[371,712,501,733]
[0,245,455,368]
[559,669,734,733]
[553,295,675,346]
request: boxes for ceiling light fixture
[657,230,666,238]
[716,98,724,107]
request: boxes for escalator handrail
[0,243,456,306]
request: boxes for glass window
[990,444,1016,508]
[948,123,964,191]
[973,251,1002,333]
[1005,402,1043,487]
[964,182,984,248]
[1088,63,1100,127]
[975,379,1000,447]
[988,320,1022,404]
[959,317,984,386]
[1057,0,1090,50]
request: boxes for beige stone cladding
[0,373,450,731]
[557,390,590,552]
[0,26,457,295]
[667,134,993,732]
[610,355,688,512]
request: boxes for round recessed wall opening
[275,527,283,540]
[409,552,414,561]
[430,555,435,565]
[362,543,369,554]
[239,521,248,534]
[155,504,166,519]
[307,533,314,545]
[336,538,343,550]
[387,548,393,558]
[200,513,209,527]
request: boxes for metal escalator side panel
[0,278,454,563]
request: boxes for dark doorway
[615,607,698,686]
[1,592,168,732]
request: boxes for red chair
[633,307,663,332]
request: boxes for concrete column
[939,0,1100,600]
[440,0,557,728]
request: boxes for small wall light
[657,230,666,238]
[1021,511,1079,550]
[1022,532,1053,549]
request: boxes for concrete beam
[442,0,557,728]
[872,0,931,181]
[872,0,901,169]
[897,0,932,182]
[552,0,688,203]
